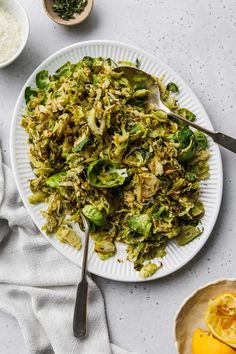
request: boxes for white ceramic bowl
[174,278,236,354]
[0,0,29,69]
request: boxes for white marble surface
[0,0,236,353]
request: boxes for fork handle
[168,111,236,154]
[73,278,88,338]
[211,132,236,153]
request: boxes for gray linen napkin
[0,150,132,354]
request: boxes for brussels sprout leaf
[25,86,38,104]
[36,70,51,90]
[46,171,66,188]
[87,159,127,188]
[82,204,105,227]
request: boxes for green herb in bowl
[53,0,88,20]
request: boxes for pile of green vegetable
[22,57,209,278]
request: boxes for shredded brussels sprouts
[22,56,209,278]
[139,262,161,279]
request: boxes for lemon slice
[192,328,235,354]
[205,292,236,349]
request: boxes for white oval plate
[10,40,223,282]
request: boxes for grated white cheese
[0,7,22,64]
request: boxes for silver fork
[73,214,91,338]
[114,66,236,154]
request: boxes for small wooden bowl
[174,278,236,354]
[42,0,94,26]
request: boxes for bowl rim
[42,0,94,27]
[173,277,236,353]
[0,0,29,69]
